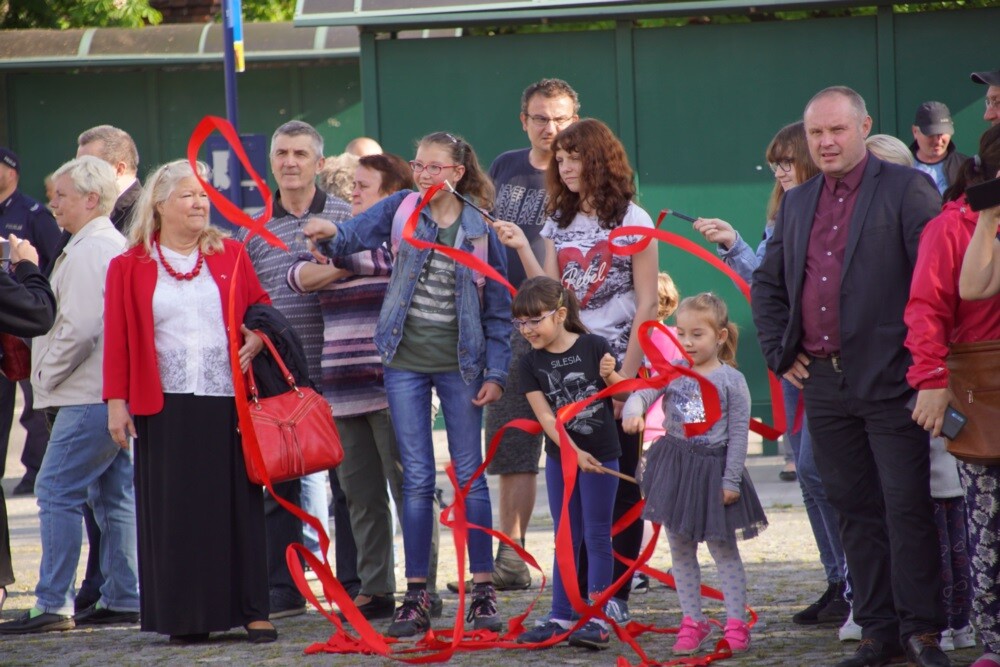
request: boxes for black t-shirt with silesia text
[519,333,622,462]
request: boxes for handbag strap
[245,329,298,402]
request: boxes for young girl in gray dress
[622,293,767,655]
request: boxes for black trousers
[803,356,945,642]
[0,377,49,480]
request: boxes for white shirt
[152,245,234,396]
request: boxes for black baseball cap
[0,147,18,173]
[971,70,1000,86]
[914,101,955,135]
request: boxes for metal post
[221,0,242,209]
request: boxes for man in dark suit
[752,86,948,667]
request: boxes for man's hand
[782,353,812,389]
[910,387,953,438]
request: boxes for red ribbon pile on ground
[188,118,776,665]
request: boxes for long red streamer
[189,117,773,665]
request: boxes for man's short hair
[271,120,324,159]
[805,86,869,122]
[520,78,580,115]
[53,155,118,217]
[77,125,139,174]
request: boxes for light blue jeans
[782,380,847,584]
[34,403,139,615]
[383,366,493,578]
[300,471,329,559]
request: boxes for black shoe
[269,594,307,620]
[74,590,101,614]
[905,633,951,667]
[0,611,75,634]
[466,583,502,632]
[246,623,278,644]
[817,594,851,624]
[12,476,35,496]
[833,638,907,667]
[386,589,431,638]
[338,594,396,621]
[74,603,139,625]
[779,469,798,482]
[793,580,846,625]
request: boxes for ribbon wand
[665,208,698,223]
[444,180,496,222]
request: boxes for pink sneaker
[672,616,714,655]
[971,654,1000,667]
[723,618,751,652]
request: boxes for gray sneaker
[604,597,631,624]
[466,583,502,632]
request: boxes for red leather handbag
[0,334,31,382]
[242,331,343,485]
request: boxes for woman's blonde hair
[128,160,228,254]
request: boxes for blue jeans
[545,454,619,621]
[299,471,329,559]
[383,366,493,578]
[782,380,847,585]
[34,403,139,615]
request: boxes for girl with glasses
[493,118,659,624]
[303,131,511,639]
[512,276,626,650]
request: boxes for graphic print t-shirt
[519,333,622,461]
[489,148,548,289]
[540,202,654,362]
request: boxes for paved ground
[0,395,982,666]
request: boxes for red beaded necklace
[154,234,204,281]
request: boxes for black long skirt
[134,393,268,636]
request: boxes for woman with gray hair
[103,159,275,644]
[0,156,138,635]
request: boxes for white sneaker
[952,624,977,650]
[838,609,862,642]
[940,628,955,651]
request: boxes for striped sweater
[287,246,392,418]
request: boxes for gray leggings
[666,531,747,621]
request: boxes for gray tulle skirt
[638,434,768,543]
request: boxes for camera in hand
[966,177,1000,212]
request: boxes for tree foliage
[0,0,296,29]
[0,0,162,29]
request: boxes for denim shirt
[318,190,512,388]
[718,225,772,285]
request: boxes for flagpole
[221,0,242,209]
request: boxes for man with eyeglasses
[972,69,1000,126]
[463,78,579,593]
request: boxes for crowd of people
[0,67,997,667]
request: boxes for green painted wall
[2,59,363,203]
[364,5,1000,432]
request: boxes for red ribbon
[188,118,765,665]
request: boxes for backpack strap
[390,191,422,255]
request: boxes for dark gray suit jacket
[751,154,941,401]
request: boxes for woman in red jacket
[103,160,275,644]
[904,124,1000,667]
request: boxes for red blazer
[103,238,270,416]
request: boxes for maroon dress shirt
[801,153,869,356]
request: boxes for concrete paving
[0,399,981,666]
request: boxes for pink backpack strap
[390,191,421,255]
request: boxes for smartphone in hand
[905,394,968,440]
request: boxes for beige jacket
[31,216,126,408]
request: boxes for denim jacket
[718,225,772,285]
[318,190,512,388]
